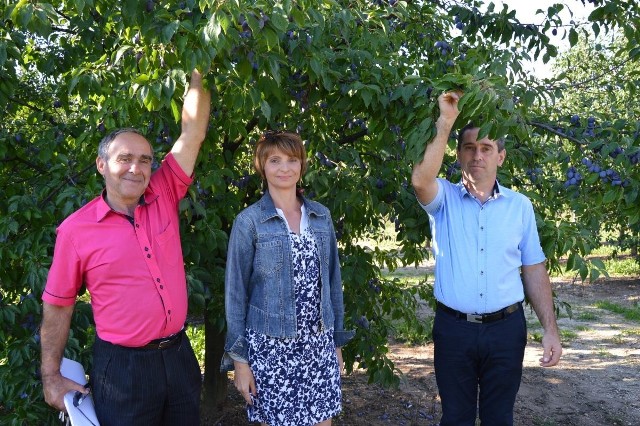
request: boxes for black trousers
[91,332,202,426]
[433,305,527,426]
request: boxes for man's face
[96,132,153,208]
[457,127,506,183]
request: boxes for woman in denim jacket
[223,131,354,426]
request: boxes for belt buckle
[466,314,483,323]
[157,337,173,349]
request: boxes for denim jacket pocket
[255,239,284,276]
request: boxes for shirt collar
[95,188,159,222]
[259,190,324,223]
[456,180,507,200]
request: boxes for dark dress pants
[91,332,202,426]
[433,305,527,426]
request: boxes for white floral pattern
[246,228,341,426]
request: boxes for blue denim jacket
[222,191,354,371]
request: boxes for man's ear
[96,156,105,175]
[497,149,506,167]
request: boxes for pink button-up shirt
[43,153,192,347]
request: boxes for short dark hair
[98,128,145,160]
[254,131,307,179]
[457,123,505,152]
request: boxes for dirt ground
[204,277,640,425]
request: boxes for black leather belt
[140,329,184,350]
[437,301,521,324]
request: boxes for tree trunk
[200,313,228,418]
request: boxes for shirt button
[147,254,151,258]
[145,247,149,251]
[480,271,484,275]
[480,226,484,230]
[156,278,161,282]
[168,310,171,315]
[160,285,164,289]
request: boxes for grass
[384,272,431,286]
[603,257,640,276]
[594,300,640,323]
[609,334,626,345]
[392,318,433,345]
[559,329,578,341]
[605,416,625,426]
[550,246,639,280]
[529,331,542,343]
[530,329,577,344]
[595,348,614,358]
[526,319,542,330]
[532,418,558,426]
[576,311,600,321]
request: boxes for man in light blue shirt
[411,91,562,426]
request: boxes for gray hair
[97,128,145,160]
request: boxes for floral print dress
[246,206,341,426]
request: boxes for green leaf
[478,122,492,140]
[205,13,222,44]
[0,43,7,68]
[602,189,619,204]
[114,45,132,65]
[162,21,180,43]
[566,252,576,271]
[270,8,290,32]
[568,28,578,47]
[310,58,322,78]
[361,89,372,108]
[262,27,279,49]
[171,98,180,122]
[236,59,253,81]
[260,100,271,121]
[74,0,85,13]
[268,56,281,85]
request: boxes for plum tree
[1,0,639,422]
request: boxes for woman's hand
[233,361,257,405]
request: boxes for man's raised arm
[411,91,462,205]
[171,69,212,176]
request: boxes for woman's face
[263,147,302,192]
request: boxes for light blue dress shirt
[419,178,546,314]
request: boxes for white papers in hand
[60,358,100,426]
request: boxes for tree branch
[222,117,259,154]
[38,163,96,208]
[544,56,634,90]
[336,128,368,146]
[528,121,585,147]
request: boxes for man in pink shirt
[40,70,211,425]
